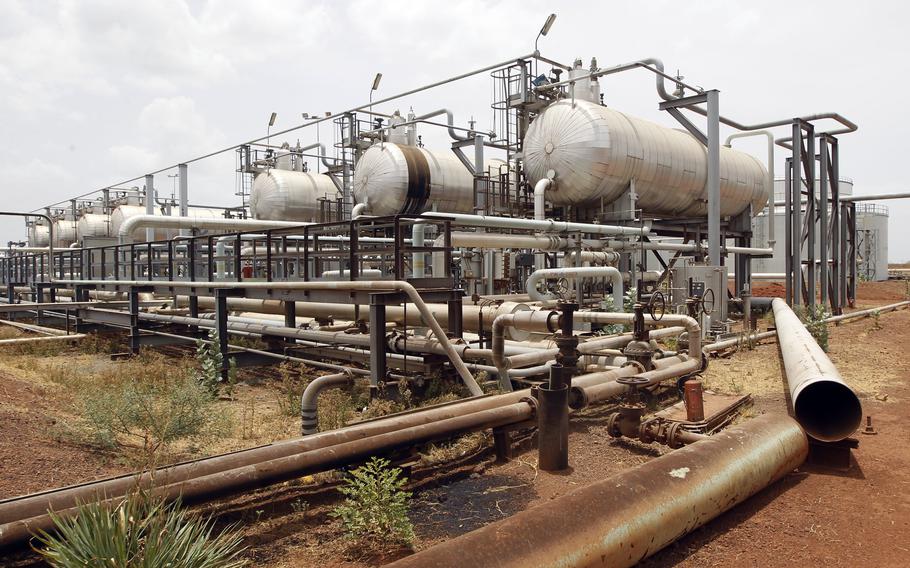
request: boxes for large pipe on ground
[386,413,808,568]
[772,298,862,442]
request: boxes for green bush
[331,456,414,547]
[797,304,830,352]
[80,370,229,457]
[195,329,237,396]
[34,492,246,568]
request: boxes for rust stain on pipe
[387,413,807,568]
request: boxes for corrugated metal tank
[27,224,50,247]
[352,143,507,215]
[52,219,76,247]
[522,99,769,217]
[77,214,111,239]
[250,169,339,222]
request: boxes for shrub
[797,304,830,352]
[34,492,246,568]
[79,369,229,458]
[276,362,309,417]
[332,456,414,547]
[196,329,237,396]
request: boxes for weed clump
[34,491,246,568]
[332,456,414,548]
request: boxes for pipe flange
[606,412,622,437]
[665,422,684,449]
[619,360,647,374]
[520,396,539,419]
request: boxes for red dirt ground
[1,282,909,566]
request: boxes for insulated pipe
[505,326,684,371]
[300,372,354,435]
[385,414,808,568]
[175,296,533,341]
[574,311,702,359]
[772,298,862,441]
[419,211,648,237]
[72,279,483,397]
[0,334,86,346]
[351,202,369,218]
[564,251,620,267]
[533,178,551,269]
[527,266,623,309]
[117,215,308,241]
[726,130,775,246]
[412,223,425,278]
[491,311,560,391]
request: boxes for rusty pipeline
[386,413,808,568]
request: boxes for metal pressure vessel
[250,169,340,222]
[27,223,50,247]
[352,142,508,215]
[52,219,77,247]
[523,99,769,217]
[77,214,111,240]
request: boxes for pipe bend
[300,371,355,435]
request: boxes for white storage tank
[77,214,111,240]
[353,142,507,215]
[522,99,769,217]
[250,169,340,222]
[856,203,889,281]
[27,223,50,247]
[52,218,77,247]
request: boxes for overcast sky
[2,0,908,259]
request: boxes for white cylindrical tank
[77,214,111,240]
[353,143,506,215]
[523,99,769,217]
[856,203,889,281]
[250,169,339,222]
[52,219,76,247]
[28,223,50,247]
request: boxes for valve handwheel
[616,376,650,386]
[701,288,715,316]
[647,290,666,321]
[553,277,571,299]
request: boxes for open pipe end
[794,380,863,442]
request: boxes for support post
[805,128,816,307]
[178,163,189,236]
[369,296,387,393]
[447,292,463,338]
[129,287,141,355]
[214,288,237,380]
[790,123,802,305]
[144,174,155,243]
[706,90,721,266]
[819,140,829,309]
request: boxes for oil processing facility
[0,30,906,565]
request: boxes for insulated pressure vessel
[77,214,111,240]
[52,219,77,247]
[27,223,50,247]
[352,143,508,216]
[523,99,769,217]
[250,169,340,222]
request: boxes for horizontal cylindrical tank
[110,205,226,242]
[250,169,339,222]
[52,219,76,247]
[353,143,507,216]
[77,214,111,240]
[523,99,769,217]
[27,224,50,247]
